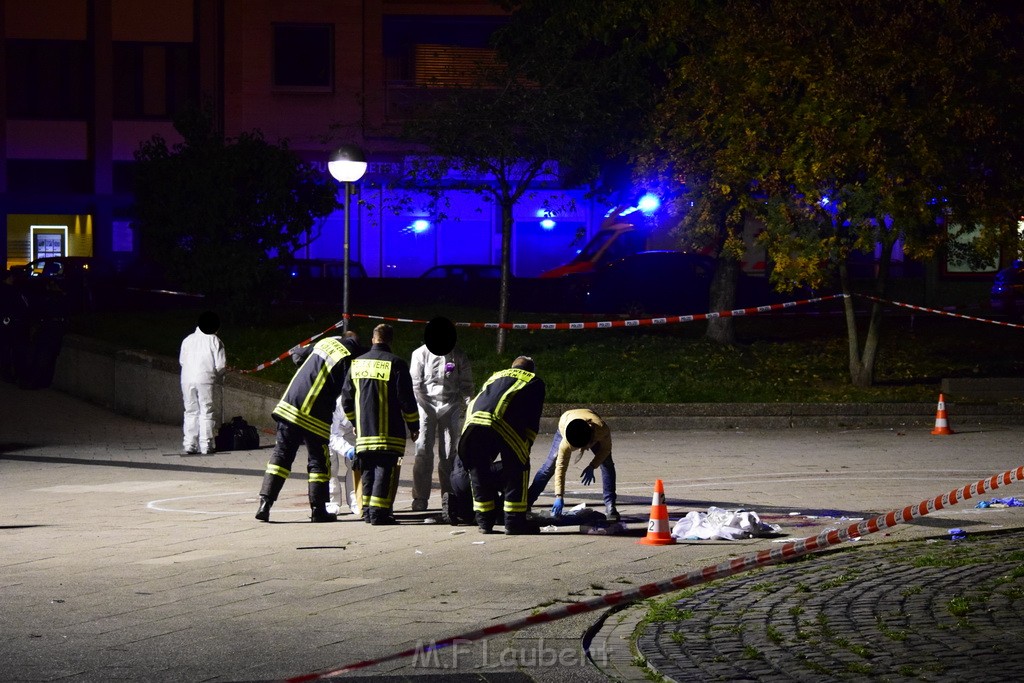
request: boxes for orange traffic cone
[638,479,676,545]
[931,393,955,435]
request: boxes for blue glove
[580,467,595,486]
[550,497,564,517]
[344,447,355,461]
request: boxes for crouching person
[458,356,545,534]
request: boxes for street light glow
[328,145,368,183]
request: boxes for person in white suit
[178,311,226,455]
[409,317,473,512]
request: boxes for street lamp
[328,145,367,332]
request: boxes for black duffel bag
[215,416,260,452]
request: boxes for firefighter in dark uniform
[255,332,363,523]
[341,324,419,525]
[458,356,546,534]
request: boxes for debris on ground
[975,497,1023,508]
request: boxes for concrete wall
[53,334,281,432]
[52,334,1023,433]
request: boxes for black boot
[475,510,496,534]
[504,512,539,535]
[368,507,399,526]
[308,481,335,522]
[311,506,337,523]
[255,495,272,522]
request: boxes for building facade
[2,0,605,279]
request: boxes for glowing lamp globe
[328,145,367,183]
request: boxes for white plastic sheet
[671,507,782,541]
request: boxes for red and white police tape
[245,292,1022,374]
[285,465,1024,682]
[855,293,1024,330]
[350,294,844,330]
[243,320,347,373]
[243,294,845,373]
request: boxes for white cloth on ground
[671,507,782,541]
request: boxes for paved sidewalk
[2,381,1023,682]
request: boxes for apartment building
[2,0,602,279]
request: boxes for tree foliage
[657,0,1024,385]
[501,0,1024,384]
[131,108,339,318]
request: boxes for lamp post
[328,145,367,332]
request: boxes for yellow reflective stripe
[465,411,499,430]
[484,369,535,421]
[503,469,529,512]
[302,364,331,414]
[265,463,289,479]
[320,338,353,365]
[403,410,418,423]
[464,411,530,462]
[308,472,331,483]
[356,435,406,451]
[493,420,531,463]
[473,499,496,513]
[273,402,330,438]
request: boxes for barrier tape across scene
[244,292,1022,374]
[284,465,1024,682]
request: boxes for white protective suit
[409,343,473,508]
[327,395,359,515]
[179,326,226,453]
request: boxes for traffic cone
[638,479,676,545]
[931,393,955,435]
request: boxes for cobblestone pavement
[614,528,1024,682]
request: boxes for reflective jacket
[272,336,361,439]
[341,343,419,453]
[461,367,546,465]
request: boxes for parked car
[990,259,1023,317]
[417,264,502,306]
[281,258,367,303]
[284,258,367,281]
[580,251,717,315]
[420,264,502,283]
[539,208,649,279]
[7,256,116,312]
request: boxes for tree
[705,0,1024,386]
[132,107,339,317]
[399,64,617,353]
[502,0,1024,384]
[498,0,755,344]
